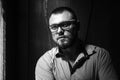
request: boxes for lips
[57,36,67,40]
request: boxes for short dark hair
[49,7,77,20]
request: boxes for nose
[57,27,64,34]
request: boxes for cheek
[69,28,78,37]
[64,31,71,36]
[64,31,73,38]
[52,33,57,41]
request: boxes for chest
[52,56,98,80]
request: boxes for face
[49,11,78,49]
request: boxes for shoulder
[85,44,111,66]
[85,44,109,56]
[36,47,58,65]
[85,44,111,63]
[35,47,58,80]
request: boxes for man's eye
[62,23,69,27]
[51,26,58,30]
[62,23,71,28]
[63,24,68,27]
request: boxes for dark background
[2,0,120,80]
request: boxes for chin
[58,44,69,49]
[58,41,71,49]
[54,38,73,49]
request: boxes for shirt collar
[55,46,87,59]
[55,47,65,58]
[54,45,96,59]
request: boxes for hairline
[49,7,77,21]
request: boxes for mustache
[57,36,69,40]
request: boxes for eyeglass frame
[49,20,78,33]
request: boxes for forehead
[49,11,73,25]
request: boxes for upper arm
[35,53,54,80]
[98,48,118,80]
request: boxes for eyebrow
[49,20,76,26]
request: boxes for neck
[60,38,83,61]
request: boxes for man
[35,7,118,80]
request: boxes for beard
[55,37,75,49]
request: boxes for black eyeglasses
[49,20,77,32]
